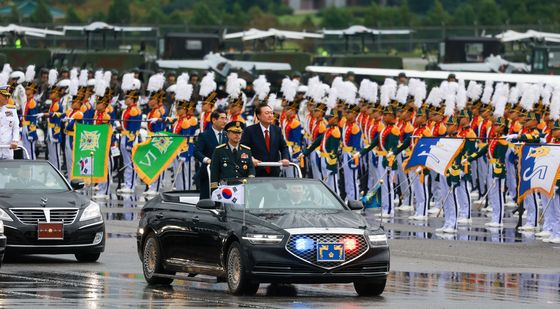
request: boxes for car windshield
[0,162,69,192]
[237,179,344,210]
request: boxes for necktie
[232,148,238,157]
[218,131,223,144]
[264,129,271,174]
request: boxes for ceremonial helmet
[224,121,245,133]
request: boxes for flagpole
[90,151,94,198]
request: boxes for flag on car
[518,144,560,202]
[71,123,112,182]
[211,184,245,205]
[132,131,186,185]
[404,137,465,176]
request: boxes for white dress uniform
[0,103,20,159]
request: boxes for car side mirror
[70,179,85,190]
[196,199,219,210]
[347,200,364,211]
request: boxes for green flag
[132,132,186,185]
[71,123,112,183]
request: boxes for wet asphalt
[1,192,559,308]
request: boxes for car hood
[247,209,371,230]
[0,191,89,209]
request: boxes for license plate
[37,223,64,240]
[316,243,345,262]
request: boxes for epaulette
[240,144,251,150]
[216,144,227,149]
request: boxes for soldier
[456,109,477,225]
[226,73,246,123]
[307,91,328,181]
[46,71,69,170]
[117,73,142,194]
[0,85,20,160]
[92,82,114,200]
[63,90,85,180]
[172,79,198,191]
[280,79,303,178]
[210,121,255,191]
[144,73,166,196]
[543,118,560,243]
[21,65,40,160]
[394,85,415,211]
[198,72,218,133]
[302,102,342,194]
[8,70,26,111]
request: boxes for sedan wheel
[226,242,259,295]
[354,278,386,296]
[142,233,174,285]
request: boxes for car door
[156,202,198,262]
[190,205,228,266]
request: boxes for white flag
[406,137,465,176]
[518,145,560,201]
[211,184,245,205]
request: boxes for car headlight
[0,220,4,234]
[368,234,388,246]
[242,233,284,245]
[0,208,13,222]
[80,201,102,222]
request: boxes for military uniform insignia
[240,153,248,159]
[5,111,13,117]
[223,163,227,167]
[243,164,248,170]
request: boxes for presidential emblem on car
[40,197,48,207]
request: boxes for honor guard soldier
[172,79,198,191]
[0,85,20,160]
[302,102,342,194]
[199,72,218,133]
[21,65,40,160]
[8,70,26,111]
[280,78,303,178]
[210,121,255,192]
[92,81,114,200]
[117,73,142,194]
[394,84,415,211]
[305,80,329,181]
[455,108,477,225]
[63,88,85,179]
[47,71,69,170]
[144,73,167,196]
[395,104,431,221]
[226,73,246,123]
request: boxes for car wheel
[354,278,386,296]
[142,233,175,285]
[226,242,259,295]
[75,252,101,263]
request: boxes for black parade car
[0,160,105,262]
[137,178,390,296]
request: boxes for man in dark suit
[195,109,227,198]
[241,104,290,177]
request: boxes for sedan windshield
[241,180,344,210]
[0,162,69,192]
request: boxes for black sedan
[0,220,5,267]
[0,160,105,262]
[137,178,389,296]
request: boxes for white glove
[387,151,394,157]
[540,137,547,144]
[352,152,361,159]
[461,158,468,165]
[415,167,422,173]
[148,118,159,124]
[62,117,70,122]
[505,134,518,141]
[35,113,44,118]
[179,157,187,162]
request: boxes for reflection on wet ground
[97,192,557,245]
[0,270,558,307]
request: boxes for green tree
[142,7,169,24]
[88,11,106,23]
[65,4,82,24]
[30,0,53,24]
[7,5,21,23]
[451,3,475,25]
[425,0,450,26]
[107,0,131,24]
[247,6,278,29]
[190,2,220,26]
[474,0,502,25]
[300,15,316,30]
[320,7,354,28]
